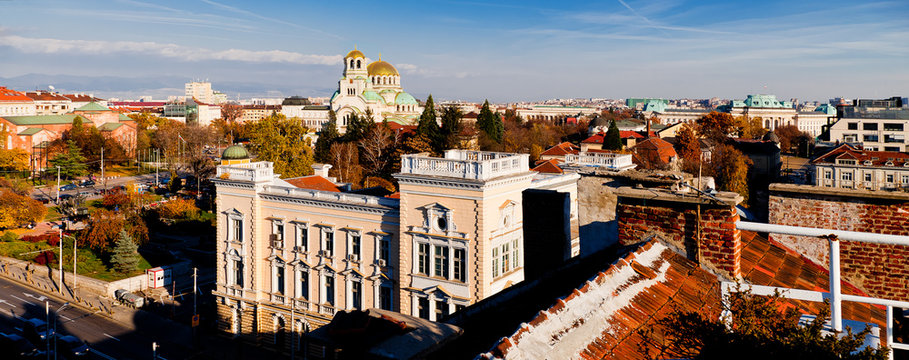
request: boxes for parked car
[58,194,73,201]
[21,318,53,344]
[114,289,145,308]
[0,332,41,359]
[80,180,95,187]
[60,184,77,191]
[77,191,93,197]
[52,334,89,359]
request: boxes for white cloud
[0,35,342,65]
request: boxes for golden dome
[367,60,399,76]
[346,48,365,59]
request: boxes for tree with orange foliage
[696,111,736,142]
[705,144,752,203]
[157,198,200,220]
[80,209,125,251]
[329,142,363,186]
[675,124,701,164]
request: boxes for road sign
[192,314,199,327]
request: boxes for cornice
[260,193,399,216]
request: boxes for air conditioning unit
[375,259,387,267]
[318,250,330,257]
[347,254,360,262]
[269,234,283,249]
[293,246,305,253]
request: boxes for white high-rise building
[185,81,215,104]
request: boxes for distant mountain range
[0,73,335,100]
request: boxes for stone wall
[615,187,743,279]
[768,184,909,301]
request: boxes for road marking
[89,348,117,360]
[23,293,48,302]
[0,299,17,308]
[14,327,22,332]
[103,333,121,342]
[59,314,71,321]
[10,295,34,305]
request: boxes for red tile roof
[812,143,909,167]
[581,133,605,144]
[532,159,564,174]
[386,122,417,135]
[0,87,33,102]
[108,101,167,107]
[619,130,644,139]
[62,94,103,102]
[284,175,342,192]
[25,91,70,101]
[631,138,677,166]
[540,142,579,157]
[482,232,887,359]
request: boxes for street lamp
[53,302,70,359]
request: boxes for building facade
[212,149,579,352]
[826,110,909,152]
[0,87,37,117]
[811,144,909,191]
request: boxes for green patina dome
[395,92,418,106]
[222,144,250,160]
[362,90,384,103]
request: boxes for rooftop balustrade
[400,150,530,180]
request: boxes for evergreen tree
[345,109,375,142]
[439,105,463,151]
[476,100,503,143]
[110,230,140,273]
[315,111,340,163]
[604,120,622,151]
[49,140,87,179]
[417,95,440,145]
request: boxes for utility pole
[45,301,50,360]
[55,166,60,204]
[152,341,159,360]
[73,235,77,296]
[193,267,197,316]
[58,229,63,295]
[100,147,105,192]
[155,149,159,188]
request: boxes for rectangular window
[512,239,520,268]
[884,123,904,131]
[273,221,284,240]
[864,173,872,182]
[435,300,448,319]
[492,248,499,278]
[298,270,308,299]
[418,298,430,320]
[274,266,284,295]
[842,172,853,181]
[351,281,362,310]
[885,146,901,152]
[847,122,858,130]
[501,243,510,274]
[233,259,243,287]
[824,170,832,179]
[296,225,307,251]
[885,135,905,143]
[863,123,878,131]
[350,232,361,258]
[434,246,449,279]
[453,248,466,282]
[903,175,909,184]
[379,237,390,263]
[231,219,242,241]
[843,134,858,142]
[887,174,894,183]
[863,134,879,142]
[324,230,334,256]
[838,159,856,165]
[418,243,430,275]
[325,276,335,306]
[379,285,393,311]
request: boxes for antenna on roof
[48,85,55,91]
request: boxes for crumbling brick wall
[617,193,742,280]
[769,184,909,301]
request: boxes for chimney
[615,186,744,279]
[311,163,332,178]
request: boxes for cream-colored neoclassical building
[330,48,422,129]
[211,146,578,353]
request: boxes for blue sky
[0,0,906,102]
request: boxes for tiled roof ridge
[482,240,670,359]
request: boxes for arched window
[349,59,354,68]
[356,60,361,68]
[274,315,286,348]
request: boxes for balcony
[565,151,635,170]
[215,161,276,183]
[400,150,530,180]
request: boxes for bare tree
[329,142,362,186]
[359,124,393,177]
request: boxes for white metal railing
[216,161,275,182]
[400,150,529,180]
[735,221,909,359]
[565,151,635,170]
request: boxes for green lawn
[0,238,153,282]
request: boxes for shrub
[0,231,16,242]
[34,250,55,265]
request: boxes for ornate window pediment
[418,203,456,235]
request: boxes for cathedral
[330,48,422,128]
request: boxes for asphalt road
[0,276,182,360]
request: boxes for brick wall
[769,184,909,301]
[615,187,743,279]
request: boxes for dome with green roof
[222,144,250,160]
[395,92,418,106]
[362,90,384,103]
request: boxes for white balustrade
[401,150,530,180]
